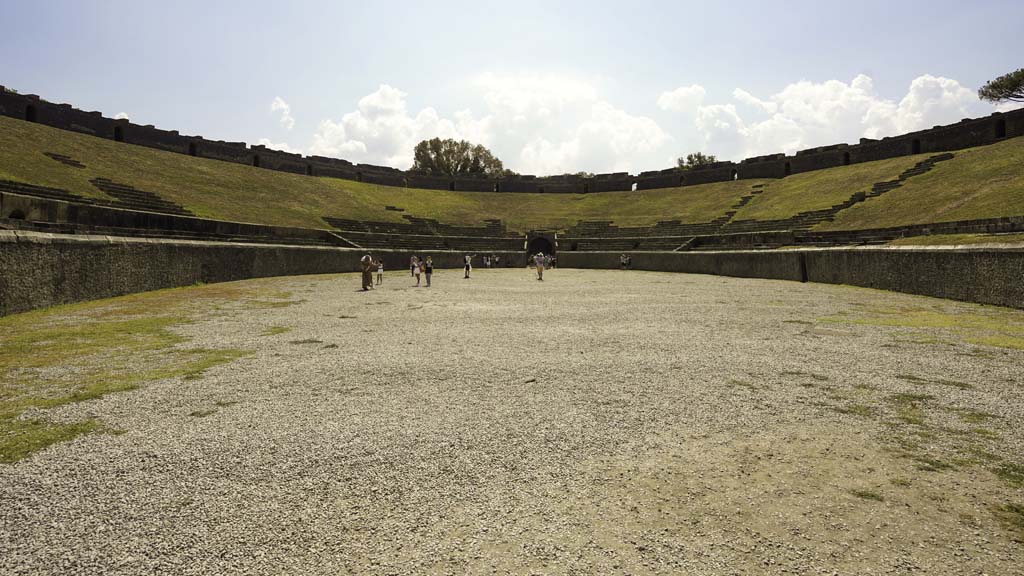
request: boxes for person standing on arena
[534,252,545,281]
[424,256,434,287]
[464,254,475,278]
[360,254,374,291]
[376,259,384,286]
[412,256,422,287]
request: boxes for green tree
[677,152,718,170]
[978,68,1024,103]
[411,138,512,177]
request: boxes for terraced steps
[0,180,95,204]
[89,178,194,216]
[0,217,339,247]
[565,153,958,252]
[42,152,86,169]
[324,215,518,238]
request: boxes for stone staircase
[324,215,518,239]
[0,180,95,204]
[43,152,86,169]
[719,184,766,221]
[563,153,957,252]
[714,153,955,237]
[89,178,194,216]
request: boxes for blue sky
[2,0,1021,174]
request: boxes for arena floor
[2,268,1023,575]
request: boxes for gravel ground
[2,268,1023,575]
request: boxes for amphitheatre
[1,83,1023,575]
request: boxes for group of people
[359,252,556,289]
[409,255,435,287]
[359,255,386,290]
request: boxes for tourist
[620,253,628,270]
[464,254,475,278]
[376,259,384,286]
[484,255,491,268]
[534,252,545,281]
[360,254,374,291]
[494,255,500,268]
[410,255,418,277]
[424,256,434,287]
[412,256,422,287]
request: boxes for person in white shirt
[464,254,475,278]
[534,252,545,281]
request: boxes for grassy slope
[0,116,761,232]
[732,154,930,221]
[320,178,765,232]
[820,137,1024,231]
[888,233,1024,246]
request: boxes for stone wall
[2,85,1022,195]
[559,248,1024,309]
[803,248,1024,310]
[0,231,522,316]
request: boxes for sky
[1,0,1022,175]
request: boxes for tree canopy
[677,152,718,170]
[978,68,1024,103]
[411,138,512,178]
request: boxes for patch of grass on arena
[0,283,265,463]
[896,374,973,390]
[992,503,1024,541]
[820,303,1024,351]
[850,488,885,502]
[888,393,931,426]
[954,409,1001,424]
[995,462,1024,488]
[0,419,100,464]
[834,404,874,417]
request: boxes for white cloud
[308,84,468,168]
[299,72,1002,174]
[994,100,1024,113]
[674,74,995,160]
[657,84,705,114]
[732,88,777,114]
[114,112,129,120]
[271,96,295,131]
[521,102,671,174]
[256,138,302,155]
[307,76,674,174]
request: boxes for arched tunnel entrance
[527,236,554,256]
